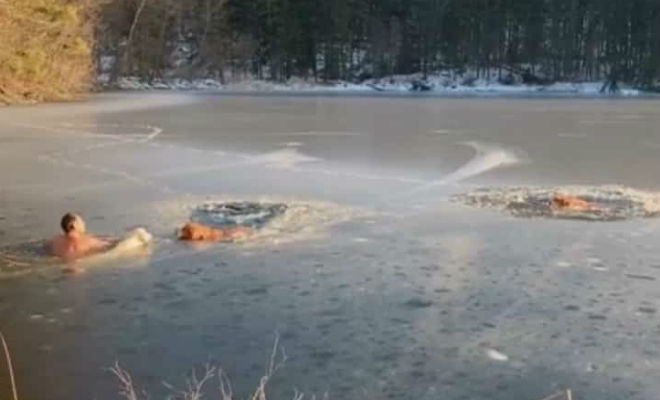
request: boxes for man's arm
[85,235,112,252]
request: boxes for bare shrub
[109,334,302,400]
[0,0,96,104]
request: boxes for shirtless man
[51,213,111,261]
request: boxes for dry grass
[109,334,576,400]
[538,389,573,400]
[0,331,19,400]
[2,330,574,400]
[0,0,96,104]
[109,334,315,400]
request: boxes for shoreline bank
[104,74,656,97]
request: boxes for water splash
[153,195,368,246]
[192,202,288,229]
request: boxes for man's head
[60,213,86,235]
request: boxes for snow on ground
[106,72,645,96]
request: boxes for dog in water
[550,194,602,212]
[178,222,251,242]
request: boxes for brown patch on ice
[453,185,660,221]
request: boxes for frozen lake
[1,93,659,400]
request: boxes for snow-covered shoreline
[107,73,652,96]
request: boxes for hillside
[0,0,94,104]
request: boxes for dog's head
[178,223,211,241]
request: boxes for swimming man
[51,213,111,260]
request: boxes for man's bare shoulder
[50,235,75,259]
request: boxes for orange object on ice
[178,222,251,242]
[550,194,602,211]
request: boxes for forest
[1,0,659,103]
[100,0,660,85]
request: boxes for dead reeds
[0,331,18,400]
[110,334,296,400]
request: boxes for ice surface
[1,93,659,400]
[400,141,524,198]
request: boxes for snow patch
[251,148,320,169]
[486,348,509,362]
[107,72,647,96]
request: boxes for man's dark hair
[60,213,77,233]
